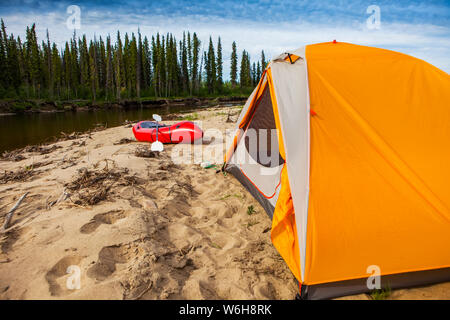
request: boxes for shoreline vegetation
[0,19,266,105]
[0,96,248,114]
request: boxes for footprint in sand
[79,210,131,234]
[0,228,22,254]
[182,279,220,299]
[45,255,83,296]
[253,281,277,299]
[0,225,34,255]
[87,243,140,281]
[38,225,64,245]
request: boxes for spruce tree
[172,35,180,96]
[136,30,142,99]
[70,32,79,98]
[44,30,52,97]
[123,33,131,97]
[246,52,251,87]
[151,35,159,97]
[51,43,61,98]
[240,50,251,88]
[206,37,216,94]
[113,45,121,100]
[142,36,151,93]
[89,39,99,100]
[216,37,223,93]
[191,33,200,95]
[159,35,166,97]
[105,35,113,101]
[166,34,177,97]
[128,33,138,98]
[26,24,41,97]
[261,50,266,71]
[256,61,261,82]
[115,31,124,99]
[98,36,106,94]
[181,32,189,94]
[251,62,256,86]
[202,51,207,91]
[41,39,50,97]
[230,41,238,88]
[17,36,28,97]
[239,50,246,88]
[63,41,71,99]
[1,20,10,90]
[187,32,192,93]
[80,35,90,94]
[0,19,6,90]
[164,34,171,97]
[7,35,21,92]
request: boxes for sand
[0,106,448,300]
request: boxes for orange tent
[224,42,450,299]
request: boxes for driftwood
[59,202,92,210]
[134,147,160,158]
[64,164,140,206]
[46,188,70,210]
[226,110,238,123]
[55,188,70,204]
[1,192,29,231]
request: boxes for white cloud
[2,7,449,78]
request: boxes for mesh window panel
[244,86,285,168]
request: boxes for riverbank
[0,106,449,300]
[0,96,248,114]
[0,102,236,154]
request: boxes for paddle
[150,114,164,152]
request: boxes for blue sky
[1,0,449,77]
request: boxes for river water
[0,105,208,153]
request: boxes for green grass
[245,220,260,229]
[210,242,222,249]
[217,193,243,201]
[370,285,392,300]
[11,101,32,112]
[182,112,200,121]
[247,205,256,215]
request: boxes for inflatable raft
[132,120,203,143]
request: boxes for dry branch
[1,192,29,231]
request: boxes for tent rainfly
[223,42,450,299]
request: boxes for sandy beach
[0,106,449,300]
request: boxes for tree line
[0,19,268,101]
